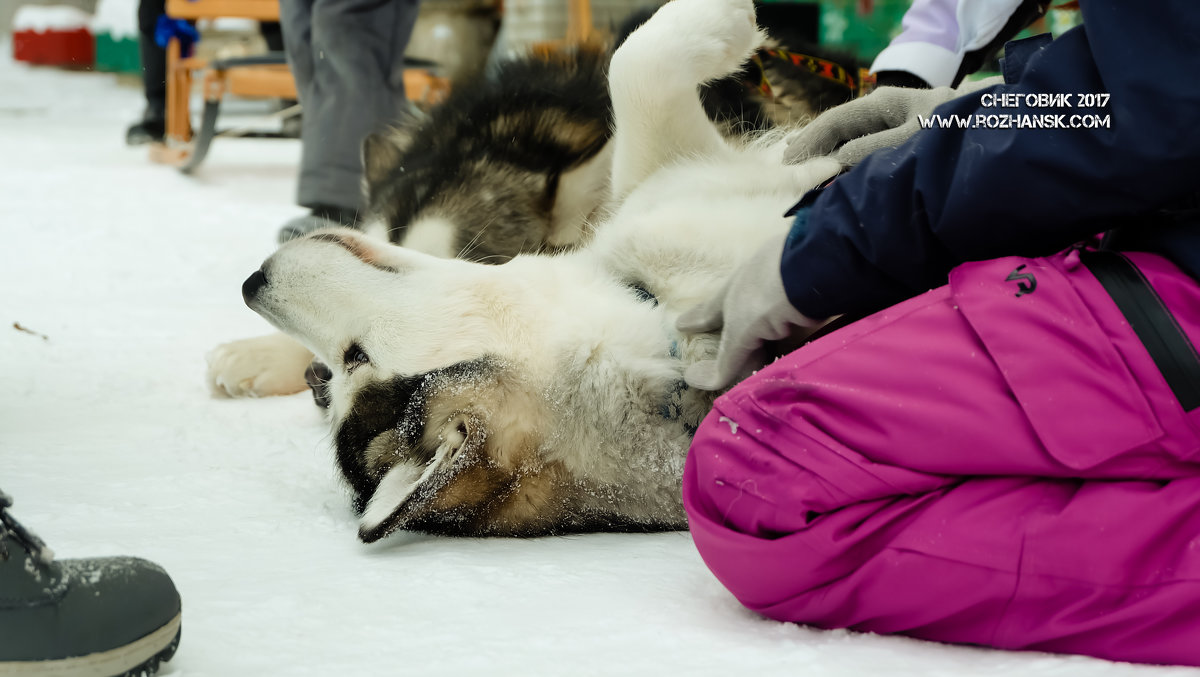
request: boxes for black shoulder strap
[1081,250,1200,411]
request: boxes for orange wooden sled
[154,0,450,173]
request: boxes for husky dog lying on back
[208,29,860,399]
[237,0,840,540]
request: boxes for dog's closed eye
[343,342,371,371]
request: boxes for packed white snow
[1,45,1194,677]
[91,0,139,39]
[13,5,93,32]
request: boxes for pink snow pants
[683,249,1200,665]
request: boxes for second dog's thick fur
[361,48,615,263]
[239,0,839,541]
[362,32,860,263]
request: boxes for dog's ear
[361,131,407,190]
[356,411,491,543]
[362,107,427,187]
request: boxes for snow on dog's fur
[240,0,839,540]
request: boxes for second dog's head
[357,48,614,263]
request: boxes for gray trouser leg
[280,0,421,211]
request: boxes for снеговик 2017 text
[918,91,1112,129]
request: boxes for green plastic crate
[818,0,908,62]
[815,2,1083,64]
[94,31,141,74]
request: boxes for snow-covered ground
[1,48,1195,677]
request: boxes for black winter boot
[276,204,360,244]
[125,107,166,146]
[0,489,181,676]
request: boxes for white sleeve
[869,0,1028,87]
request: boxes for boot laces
[0,489,55,565]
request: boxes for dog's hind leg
[608,0,765,201]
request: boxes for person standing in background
[276,0,422,243]
[125,0,284,145]
[871,0,1047,88]
[124,0,167,144]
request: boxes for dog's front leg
[207,331,315,398]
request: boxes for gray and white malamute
[232,0,840,541]
[361,25,861,263]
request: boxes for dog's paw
[790,156,842,193]
[620,0,763,85]
[206,333,314,398]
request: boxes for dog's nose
[242,269,268,305]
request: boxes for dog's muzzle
[242,269,267,306]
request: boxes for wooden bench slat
[165,0,280,21]
[224,65,298,100]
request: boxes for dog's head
[359,48,613,262]
[243,228,576,541]
[362,128,563,262]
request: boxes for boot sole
[0,612,181,677]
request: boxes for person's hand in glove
[784,76,1003,167]
[677,232,831,391]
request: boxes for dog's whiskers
[457,213,500,261]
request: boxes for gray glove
[677,233,826,391]
[785,76,1003,167]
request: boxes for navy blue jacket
[782,0,1200,320]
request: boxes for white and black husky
[207,13,859,400]
[234,0,839,541]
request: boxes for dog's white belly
[593,149,839,314]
